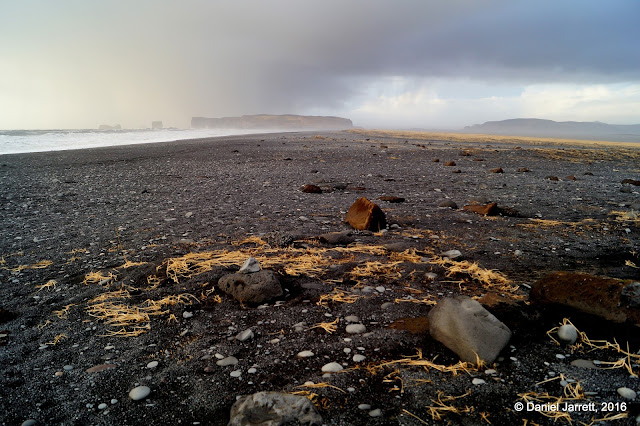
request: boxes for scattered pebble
[236,329,254,342]
[321,362,343,373]
[111,399,118,405]
[98,403,107,410]
[358,404,371,410]
[353,354,366,362]
[485,369,496,375]
[230,370,242,378]
[472,378,486,385]
[63,365,73,371]
[216,356,239,366]
[556,354,566,360]
[247,368,257,374]
[129,386,151,401]
[146,361,158,369]
[375,286,385,293]
[343,348,352,354]
[557,324,578,344]
[617,387,637,400]
[345,315,359,323]
[182,311,193,319]
[297,351,314,358]
[369,409,382,417]
[345,324,366,334]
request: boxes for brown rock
[460,151,471,156]
[490,167,504,173]
[218,270,283,304]
[565,175,577,181]
[530,272,639,325]
[517,168,531,172]
[622,179,640,186]
[438,200,458,209]
[452,169,462,174]
[462,202,498,216]
[318,231,354,245]
[432,158,440,163]
[345,197,387,231]
[377,196,405,203]
[444,161,456,166]
[473,158,485,162]
[300,184,322,193]
[546,176,559,181]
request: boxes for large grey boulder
[228,391,322,426]
[218,270,282,304]
[428,296,511,364]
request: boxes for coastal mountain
[463,118,640,142]
[191,114,352,130]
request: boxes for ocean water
[0,128,268,155]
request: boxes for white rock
[239,257,260,273]
[485,369,496,375]
[236,329,254,342]
[617,387,637,400]
[321,362,343,373]
[129,386,151,401]
[345,315,360,323]
[375,286,385,293]
[557,324,578,344]
[353,354,366,362]
[247,367,257,374]
[146,361,158,369]
[358,404,371,410]
[425,272,438,280]
[297,351,314,358]
[343,348,352,354]
[230,370,242,378]
[472,378,486,385]
[217,356,239,366]
[182,311,193,319]
[345,324,366,334]
[98,403,107,410]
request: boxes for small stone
[182,311,193,319]
[442,250,462,259]
[98,403,108,410]
[375,286,385,293]
[485,369,496,375]
[556,354,566,360]
[22,420,38,426]
[345,315,359,323]
[617,387,637,400]
[321,362,343,373]
[247,367,257,374]
[381,302,393,310]
[571,359,597,369]
[146,361,158,369]
[444,161,456,166]
[297,351,314,358]
[353,354,366,362]
[472,378,486,385]
[346,324,366,334]
[63,365,73,371]
[438,200,458,209]
[239,257,260,273]
[55,371,63,377]
[230,370,242,378]
[369,409,382,417]
[557,324,578,344]
[489,167,504,173]
[358,404,371,410]
[236,329,254,342]
[425,272,437,280]
[111,399,118,405]
[301,184,322,194]
[217,356,239,366]
[129,386,151,401]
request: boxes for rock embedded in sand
[428,296,512,364]
[146,361,158,369]
[321,362,343,373]
[530,272,640,326]
[301,184,322,193]
[345,324,366,334]
[236,329,254,342]
[444,161,456,166]
[129,386,151,401]
[318,231,354,245]
[239,257,260,274]
[353,354,366,362]
[228,391,322,426]
[218,270,282,304]
[345,197,386,231]
[621,179,640,186]
[297,350,314,358]
[489,167,504,173]
[462,202,498,216]
[438,200,458,209]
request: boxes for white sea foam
[0,128,270,155]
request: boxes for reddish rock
[432,158,440,163]
[565,175,577,181]
[345,197,387,231]
[530,272,639,325]
[377,196,405,203]
[473,158,485,162]
[300,184,322,193]
[444,161,456,166]
[546,176,559,181]
[622,179,640,186]
[490,168,504,173]
[460,151,471,156]
[517,168,531,172]
[462,202,498,216]
[452,169,462,174]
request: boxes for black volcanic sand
[1,131,639,425]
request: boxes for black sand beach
[1,130,639,425]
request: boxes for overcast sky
[1,0,639,129]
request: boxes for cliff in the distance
[191,114,352,130]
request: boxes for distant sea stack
[191,114,353,130]
[98,124,121,130]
